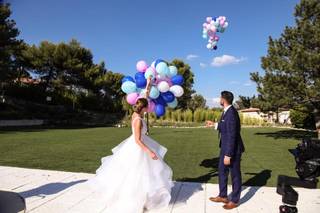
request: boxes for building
[239,108,262,119]
[239,107,291,125]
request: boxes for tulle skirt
[87,134,174,213]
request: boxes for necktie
[219,111,225,121]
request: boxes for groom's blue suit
[217,105,245,203]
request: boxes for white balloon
[224,22,229,28]
[169,85,184,97]
[157,81,170,93]
[139,89,147,96]
[151,61,156,68]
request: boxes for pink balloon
[206,17,212,23]
[210,26,217,33]
[214,35,219,41]
[126,93,139,105]
[136,60,148,72]
[147,100,155,112]
[202,23,207,28]
[207,31,215,37]
[151,66,157,73]
[220,20,225,26]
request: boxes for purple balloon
[147,100,155,112]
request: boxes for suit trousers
[218,152,242,203]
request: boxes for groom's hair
[221,91,234,104]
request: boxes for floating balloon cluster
[121,59,184,117]
[202,16,228,50]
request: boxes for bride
[88,77,173,213]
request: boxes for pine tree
[0,3,24,84]
[251,0,320,137]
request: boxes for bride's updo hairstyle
[133,98,148,114]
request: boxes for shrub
[200,109,206,122]
[183,109,193,122]
[193,109,202,123]
[205,110,216,121]
[290,106,315,129]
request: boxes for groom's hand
[223,156,231,166]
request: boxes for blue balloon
[155,104,166,117]
[144,67,155,80]
[155,59,165,68]
[122,76,134,83]
[135,78,147,88]
[149,86,160,99]
[156,62,169,78]
[121,81,137,94]
[167,98,178,108]
[171,75,184,85]
[134,72,147,88]
[154,95,167,106]
[161,91,175,103]
[168,66,178,77]
[135,72,145,80]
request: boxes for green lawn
[0,127,317,187]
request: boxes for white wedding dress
[87,117,173,213]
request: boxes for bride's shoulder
[131,115,142,124]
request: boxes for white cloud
[229,81,240,85]
[207,97,221,108]
[211,55,246,67]
[186,54,199,60]
[199,62,207,68]
[243,81,253,86]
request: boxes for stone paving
[1,166,319,213]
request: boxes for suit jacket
[218,105,245,157]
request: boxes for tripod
[276,175,318,213]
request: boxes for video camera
[277,138,320,213]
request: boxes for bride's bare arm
[145,76,152,98]
[133,119,158,159]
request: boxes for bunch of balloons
[121,59,185,117]
[202,16,228,50]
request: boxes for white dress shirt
[214,105,232,130]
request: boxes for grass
[0,127,317,187]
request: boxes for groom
[209,91,245,210]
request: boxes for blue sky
[9,0,299,107]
